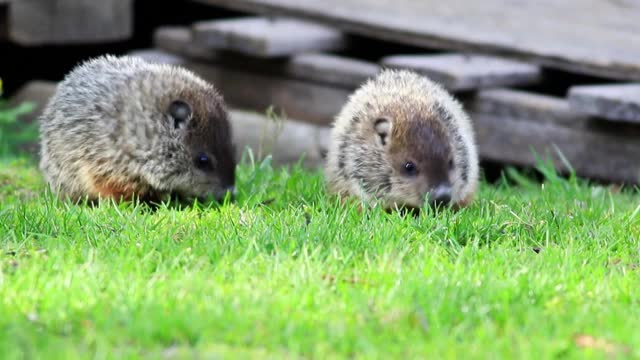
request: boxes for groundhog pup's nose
[428,184,452,207]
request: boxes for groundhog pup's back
[325,69,479,210]
[39,55,236,203]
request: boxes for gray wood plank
[468,89,640,183]
[381,53,541,91]
[193,0,640,81]
[185,61,352,125]
[568,84,640,123]
[9,0,133,45]
[229,109,330,169]
[284,53,380,88]
[154,26,221,62]
[191,16,347,57]
[155,25,379,88]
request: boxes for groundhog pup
[39,55,236,203]
[325,69,479,210]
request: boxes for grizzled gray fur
[39,55,236,203]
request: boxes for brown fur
[324,69,479,210]
[39,55,236,203]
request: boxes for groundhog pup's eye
[195,152,214,171]
[169,100,192,129]
[403,161,418,176]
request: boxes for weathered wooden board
[185,61,352,125]
[468,90,640,183]
[193,0,640,81]
[154,26,221,62]
[228,109,330,169]
[381,54,541,91]
[284,53,379,88]
[568,84,640,123]
[155,26,379,88]
[9,0,133,45]
[191,17,347,57]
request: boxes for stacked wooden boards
[193,0,640,81]
[141,15,640,184]
[2,0,133,45]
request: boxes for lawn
[1,151,639,359]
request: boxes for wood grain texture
[9,0,133,45]
[568,84,640,123]
[228,109,331,169]
[193,0,640,80]
[285,53,380,88]
[381,53,541,91]
[185,61,351,125]
[191,16,347,57]
[468,89,640,184]
[155,26,379,88]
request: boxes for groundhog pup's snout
[428,184,452,207]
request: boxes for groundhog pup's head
[327,69,479,210]
[372,113,455,209]
[135,66,236,203]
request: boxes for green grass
[1,152,639,359]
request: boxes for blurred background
[1,0,639,186]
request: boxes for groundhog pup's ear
[169,100,192,129]
[374,117,392,146]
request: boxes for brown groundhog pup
[39,55,236,203]
[325,69,479,210]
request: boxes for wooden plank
[155,26,379,88]
[9,0,133,46]
[185,61,351,125]
[381,53,541,91]
[568,84,640,123]
[154,26,221,62]
[193,0,640,81]
[283,53,379,88]
[228,109,330,169]
[191,16,347,57]
[468,89,640,184]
